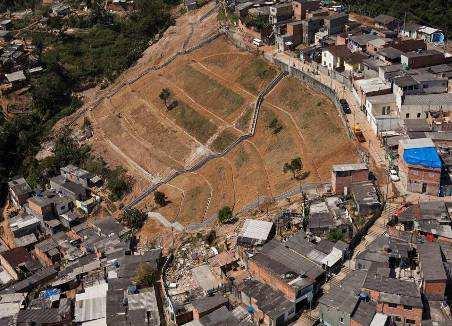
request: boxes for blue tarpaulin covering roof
[403,147,442,169]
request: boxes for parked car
[389,169,400,182]
[339,99,351,114]
[352,125,366,142]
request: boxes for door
[422,183,427,193]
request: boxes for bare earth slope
[62,5,358,234]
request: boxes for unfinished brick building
[331,163,369,194]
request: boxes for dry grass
[169,173,212,225]
[266,76,360,178]
[88,35,359,235]
[174,64,245,119]
[197,158,235,217]
[167,100,218,143]
[235,105,254,132]
[202,52,278,95]
[251,104,308,194]
[211,127,241,152]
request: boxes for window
[424,84,429,88]
[337,171,351,177]
[417,113,421,118]
[403,305,412,310]
[406,113,410,118]
[394,316,402,321]
[388,303,398,308]
[406,319,416,324]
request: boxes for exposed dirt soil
[78,7,357,237]
[266,76,361,179]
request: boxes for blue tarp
[403,147,442,169]
[40,288,60,299]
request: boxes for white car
[389,169,400,182]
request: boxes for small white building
[417,26,444,43]
[365,94,401,133]
[352,77,392,108]
[237,219,275,246]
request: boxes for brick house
[248,238,324,313]
[374,15,400,31]
[417,242,448,301]
[331,163,369,194]
[363,274,423,325]
[400,50,445,69]
[240,279,295,325]
[292,0,320,20]
[398,138,442,196]
[396,201,452,244]
[27,191,57,219]
[60,164,93,188]
[34,238,61,267]
[0,247,36,280]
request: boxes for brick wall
[398,150,441,196]
[368,289,422,325]
[332,169,369,194]
[423,280,446,301]
[377,302,422,325]
[406,53,445,69]
[34,248,53,267]
[248,260,296,301]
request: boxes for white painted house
[365,94,401,133]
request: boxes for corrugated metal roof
[332,163,367,172]
[403,93,452,106]
[74,297,106,322]
[399,137,435,149]
[240,219,274,242]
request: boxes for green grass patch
[168,100,217,143]
[234,147,248,168]
[235,107,254,132]
[211,129,238,152]
[178,65,244,118]
[237,58,277,94]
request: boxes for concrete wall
[322,50,341,70]
[400,53,445,69]
[400,101,452,119]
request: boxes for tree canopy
[218,206,233,224]
[154,191,167,207]
[121,208,148,232]
[0,0,175,204]
[339,0,451,37]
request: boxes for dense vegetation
[0,0,176,203]
[340,0,451,37]
[0,0,41,13]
